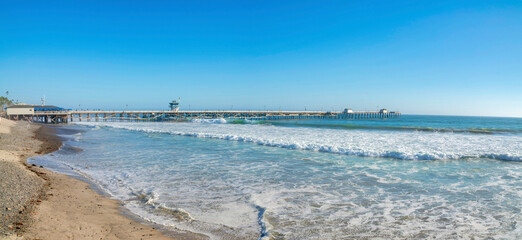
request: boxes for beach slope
[0,118,179,240]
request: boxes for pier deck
[7,110,401,124]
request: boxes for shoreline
[0,118,202,240]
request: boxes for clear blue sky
[1,0,521,117]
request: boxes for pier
[6,109,401,124]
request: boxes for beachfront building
[5,104,34,116]
[5,104,67,121]
[343,108,354,114]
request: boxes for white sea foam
[30,122,522,239]
[74,121,522,161]
[190,118,227,124]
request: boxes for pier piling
[7,110,401,124]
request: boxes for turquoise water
[30,115,522,239]
[268,115,522,134]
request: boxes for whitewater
[30,116,522,239]
[76,120,521,161]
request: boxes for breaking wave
[31,121,522,239]
[74,122,522,161]
[270,122,522,135]
[190,118,227,124]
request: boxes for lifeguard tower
[169,98,180,111]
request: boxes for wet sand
[0,118,202,240]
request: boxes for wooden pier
[7,109,401,124]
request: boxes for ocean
[29,115,522,239]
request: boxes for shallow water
[30,115,522,239]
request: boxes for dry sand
[0,119,46,239]
[0,118,202,240]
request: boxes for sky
[1,0,521,117]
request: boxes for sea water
[29,115,522,239]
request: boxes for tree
[0,93,14,114]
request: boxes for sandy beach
[0,118,187,240]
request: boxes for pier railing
[7,110,401,124]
